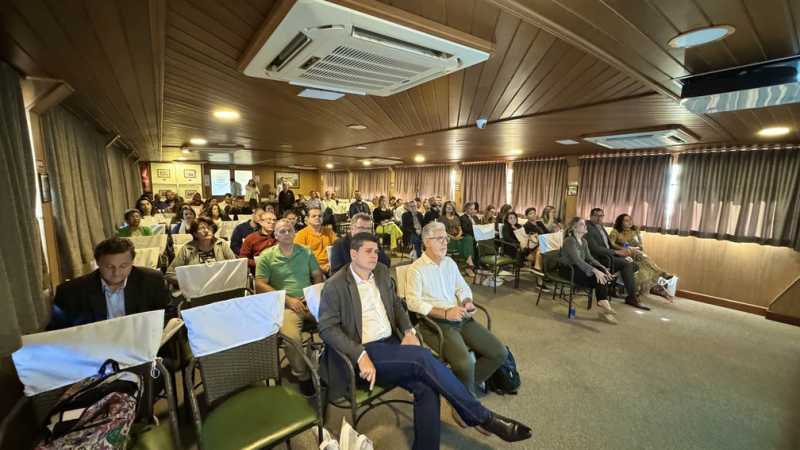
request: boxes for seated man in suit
[48,237,170,329]
[255,219,324,396]
[319,233,531,450]
[406,221,509,398]
[586,208,649,310]
[329,212,390,274]
[401,200,424,257]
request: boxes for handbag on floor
[35,359,142,450]
[486,346,521,395]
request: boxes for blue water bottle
[568,304,576,319]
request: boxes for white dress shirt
[405,253,473,316]
[350,266,393,344]
[101,277,128,319]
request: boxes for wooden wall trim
[677,289,768,316]
[765,311,800,327]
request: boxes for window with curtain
[461,162,507,211]
[511,158,568,217]
[0,61,48,354]
[672,149,800,249]
[577,155,671,229]
[322,170,349,197]
[352,168,389,199]
[394,165,452,201]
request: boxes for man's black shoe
[299,378,316,397]
[625,297,651,311]
[480,412,532,442]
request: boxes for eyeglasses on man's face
[275,228,295,235]
[426,235,450,244]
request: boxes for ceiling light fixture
[181,148,191,154]
[668,25,735,49]
[556,139,580,145]
[414,155,425,163]
[510,149,523,155]
[189,137,207,146]
[347,124,367,130]
[213,109,240,121]
[362,160,371,166]
[325,163,334,169]
[356,146,367,150]
[757,126,791,137]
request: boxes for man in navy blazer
[48,237,170,329]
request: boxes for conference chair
[181,292,323,450]
[472,223,521,293]
[4,311,181,450]
[128,234,169,270]
[175,258,252,309]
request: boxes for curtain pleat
[417,166,451,200]
[0,61,48,354]
[352,169,389,199]
[512,159,568,217]
[462,163,507,211]
[576,155,670,228]
[674,150,800,249]
[322,171,349,197]
[394,167,420,200]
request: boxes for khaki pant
[281,308,316,381]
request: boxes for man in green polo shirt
[255,218,324,396]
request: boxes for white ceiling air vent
[241,0,491,96]
[582,127,699,150]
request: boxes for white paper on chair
[513,226,532,247]
[133,247,161,269]
[473,224,495,241]
[538,231,563,254]
[11,310,165,396]
[175,258,248,300]
[304,283,325,321]
[181,292,285,357]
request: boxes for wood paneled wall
[641,232,800,308]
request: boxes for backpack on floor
[486,347,520,395]
[35,359,143,450]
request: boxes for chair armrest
[184,358,204,442]
[155,358,182,450]
[327,345,359,405]
[279,333,324,420]
[0,396,29,447]
[414,313,444,356]
[473,302,492,331]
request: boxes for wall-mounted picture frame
[184,169,197,179]
[38,173,51,203]
[567,181,578,196]
[275,171,300,189]
[156,168,171,178]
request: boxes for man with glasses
[240,210,277,268]
[329,212,390,273]
[255,219,324,396]
[406,222,510,402]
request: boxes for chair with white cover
[171,233,193,256]
[134,247,162,269]
[301,282,325,356]
[3,311,181,450]
[175,258,250,308]
[473,223,520,293]
[128,235,169,269]
[215,220,238,240]
[181,292,323,450]
[236,214,252,224]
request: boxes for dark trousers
[407,234,422,256]
[610,256,637,298]
[365,337,491,450]
[560,265,609,300]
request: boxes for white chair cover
[181,292,285,357]
[148,223,166,235]
[162,213,176,221]
[127,235,168,253]
[326,245,333,266]
[134,247,161,269]
[11,310,164,396]
[473,224,495,241]
[303,283,325,321]
[191,205,203,217]
[237,214,252,224]
[216,221,238,240]
[172,234,193,254]
[395,264,410,298]
[175,258,249,301]
[538,231,564,254]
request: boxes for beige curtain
[673,149,800,249]
[352,169,389,199]
[418,166,452,200]
[0,61,48,354]
[577,155,670,229]
[462,163,507,211]
[394,167,420,200]
[322,171,349,197]
[103,144,140,225]
[42,106,116,278]
[512,159,568,217]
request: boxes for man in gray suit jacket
[586,208,650,310]
[318,233,532,450]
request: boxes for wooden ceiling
[2,0,799,168]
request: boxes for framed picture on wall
[156,169,171,179]
[275,171,300,189]
[184,169,197,179]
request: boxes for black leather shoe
[625,297,651,311]
[480,412,532,442]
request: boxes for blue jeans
[365,337,491,450]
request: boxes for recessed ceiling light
[176,157,186,161]
[510,149,523,155]
[414,155,425,163]
[668,25,735,49]
[757,126,791,137]
[356,146,367,150]
[189,137,207,146]
[181,148,191,154]
[279,144,292,149]
[347,124,367,130]
[362,160,371,166]
[298,88,345,100]
[556,139,580,145]
[325,163,334,169]
[415,141,424,147]
[213,109,240,121]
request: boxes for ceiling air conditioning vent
[582,126,699,150]
[240,0,491,96]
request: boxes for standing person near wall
[278,179,295,216]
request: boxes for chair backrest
[176,258,249,302]
[215,220,238,240]
[395,264,410,298]
[191,205,203,217]
[237,214,252,224]
[172,233,193,254]
[538,231,564,254]
[472,223,495,241]
[127,234,168,253]
[148,223,166,235]
[181,292,285,405]
[326,245,333,266]
[133,247,161,269]
[303,283,325,321]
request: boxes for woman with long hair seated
[439,201,476,277]
[609,214,674,301]
[538,205,561,232]
[203,203,230,227]
[171,205,196,234]
[559,217,618,324]
[483,205,497,225]
[373,195,404,252]
[166,216,237,283]
[500,210,523,259]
